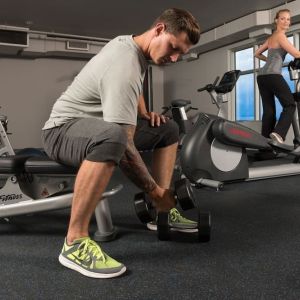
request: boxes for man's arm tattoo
[119,124,157,193]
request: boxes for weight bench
[0,154,122,241]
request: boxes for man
[42,8,201,278]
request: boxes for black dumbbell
[157,210,211,242]
[134,192,156,223]
[134,178,196,224]
[174,178,196,210]
[198,212,211,242]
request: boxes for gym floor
[1,168,300,299]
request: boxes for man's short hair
[151,8,201,45]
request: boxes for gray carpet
[1,169,300,299]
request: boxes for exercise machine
[162,69,240,181]
[180,59,300,189]
[0,113,122,241]
[162,70,240,145]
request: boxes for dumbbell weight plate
[198,212,211,242]
[174,178,196,210]
[134,192,156,223]
[157,212,170,241]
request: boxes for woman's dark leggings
[257,74,295,140]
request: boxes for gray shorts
[41,118,179,167]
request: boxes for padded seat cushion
[171,99,191,107]
[0,155,29,173]
[25,156,77,174]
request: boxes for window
[235,47,255,120]
[234,35,297,121]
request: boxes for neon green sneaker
[58,237,126,278]
[147,208,198,233]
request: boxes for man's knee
[158,119,180,147]
[87,124,127,164]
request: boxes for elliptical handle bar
[161,106,170,115]
[197,76,220,93]
[289,58,300,70]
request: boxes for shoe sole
[59,254,126,279]
[147,223,198,233]
[270,133,283,143]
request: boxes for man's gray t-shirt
[43,35,148,129]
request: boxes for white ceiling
[0,0,295,39]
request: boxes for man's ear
[154,23,166,36]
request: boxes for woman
[255,9,300,143]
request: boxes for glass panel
[235,48,253,71]
[236,73,255,120]
[275,99,282,120]
[282,66,295,92]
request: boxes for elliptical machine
[162,69,241,183]
[180,58,300,189]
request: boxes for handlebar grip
[288,58,300,70]
[198,84,213,92]
[161,107,170,115]
[185,107,198,113]
[197,86,207,92]
[197,76,220,92]
[212,76,220,86]
[196,178,224,190]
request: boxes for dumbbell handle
[196,178,223,190]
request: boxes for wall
[150,65,164,112]
[0,57,86,148]
[163,47,230,117]
[2,0,299,149]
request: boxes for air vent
[0,26,28,47]
[66,40,89,51]
[0,25,29,54]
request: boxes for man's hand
[140,111,169,127]
[148,187,176,212]
[137,94,168,127]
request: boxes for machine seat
[0,155,29,174]
[171,99,191,107]
[25,156,77,174]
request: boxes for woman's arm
[254,40,268,62]
[278,33,300,58]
